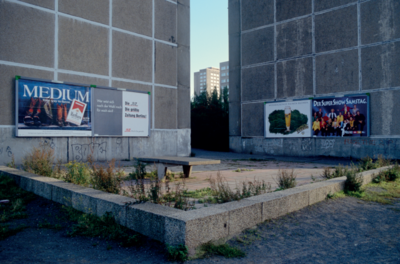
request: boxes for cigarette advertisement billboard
[311,95,369,137]
[15,77,150,137]
[264,100,312,138]
[16,78,92,137]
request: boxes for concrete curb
[0,165,391,254]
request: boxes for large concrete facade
[0,0,191,165]
[229,0,400,159]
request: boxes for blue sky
[190,0,229,98]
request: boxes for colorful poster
[311,95,369,137]
[16,78,91,137]
[265,100,312,138]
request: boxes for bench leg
[182,165,192,178]
[157,163,167,180]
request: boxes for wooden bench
[135,156,221,179]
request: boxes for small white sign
[122,92,149,137]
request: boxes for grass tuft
[201,243,246,258]
[166,244,188,262]
[274,169,297,190]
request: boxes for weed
[357,155,392,172]
[0,174,35,224]
[236,229,261,245]
[22,145,54,177]
[234,168,254,173]
[182,188,213,199]
[208,172,270,204]
[373,164,400,183]
[62,206,142,247]
[64,161,91,186]
[358,156,378,171]
[125,178,195,211]
[166,244,188,262]
[201,243,246,258]
[376,155,392,168]
[128,161,148,180]
[321,164,349,179]
[275,169,297,190]
[6,154,16,169]
[37,219,62,230]
[0,224,27,240]
[344,167,363,193]
[107,244,112,250]
[88,156,124,194]
[209,172,240,203]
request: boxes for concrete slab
[126,203,181,241]
[58,16,109,76]
[154,0,177,43]
[112,0,152,37]
[315,5,357,53]
[154,86,177,129]
[316,49,359,95]
[361,0,400,45]
[276,0,311,22]
[241,0,274,30]
[242,27,274,66]
[112,31,152,82]
[59,0,109,25]
[242,103,265,137]
[315,0,355,12]
[0,1,54,67]
[49,181,87,207]
[277,17,312,60]
[214,200,262,236]
[277,57,313,98]
[242,64,275,102]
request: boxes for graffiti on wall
[71,142,107,162]
[321,139,335,150]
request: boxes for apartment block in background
[219,61,229,94]
[193,67,220,95]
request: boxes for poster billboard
[92,88,150,137]
[311,95,369,137]
[122,91,150,137]
[16,78,92,137]
[265,100,312,138]
[16,77,151,137]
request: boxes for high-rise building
[219,61,229,94]
[193,67,220,95]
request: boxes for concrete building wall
[229,0,400,159]
[0,0,191,165]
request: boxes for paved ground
[1,191,399,263]
[122,149,355,192]
[4,152,397,263]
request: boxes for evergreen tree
[191,87,229,151]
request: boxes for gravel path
[1,193,400,263]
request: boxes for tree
[191,87,229,151]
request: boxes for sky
[190,0,229,98]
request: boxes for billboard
[311,95,369,137]
[265,100,312,138]
[16,77,150,137]
[16,78,92,137]
[92,88,150,137]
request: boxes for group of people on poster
[312,104,366,137]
